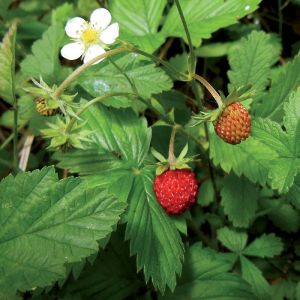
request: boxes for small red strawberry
[214,102,251,145]
[154,169,198,214]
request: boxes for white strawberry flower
[61,8,119,64]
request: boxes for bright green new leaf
[209,124,278,186]
[255,54,300,121]
[21,24,67,84]
[217,227,248,252]
[125,168,184,293]
[109,0,167,52]
[162,243,255,300]
[252,90,300,193]
[0,166,126,294]
[221,174,260,228]
[243,234,283,258]
[240,256,272,300]
[78,54,173,108]
[162,0,262,47]
[228,31,280,94]
[0,22,16,105]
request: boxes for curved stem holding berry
[168,125,178,167]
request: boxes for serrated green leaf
[78,54,173,108]
[221,174,260,228]
[20,24,66,84]
[162,0,262,47]
[51,2,75,25]
[271,280,297,300]
[162,243,255,300]
[228,31,280,94]
[0,166,126,293]
[0,22,16,104]
[109,0,167,52]
[209,124,278,186]
[217,227,248,252]
[255,54,300,121]
[252,115,300,193]
[125,168,184,293]
[286,174,300,209]
[243,234,283,258]
[240,256,272,300]
[197,180,214,207]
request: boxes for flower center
[81,28,98,44]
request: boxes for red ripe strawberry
[214,102,251,144]
[154,169,198,215]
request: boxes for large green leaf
[252,90,300,193]
[125,168,184,293]
[78,54,173,108]
[228,31,280,94]
[255,54,300,121]
[109,0,167,52]
[0,22,16,104]
[20,24,66,84]
[209,124,278,186]
[240,256,272,300]
[220,174,260,228]
[162,243,255,300]
[0,166,126,294]
[217,227,248,252]
[162,0,262,47]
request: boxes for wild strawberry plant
[0,0,300,299]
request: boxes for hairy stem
[193,74,223,108]
[168,126,177,166]
[55,47,128,97]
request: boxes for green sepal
[225,85,254,105]
[151,147,167,163]
[156,164,169,175]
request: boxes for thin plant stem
[193,74,223,108]
[66,92,136,133]
[55,47,128,97]
[174,0,196,77]
[0,132,14,150]
[191,79,218,201]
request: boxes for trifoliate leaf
[162,0,262,47]
[109,0,167,52]
[78,54,173,108]
[0,166,126,294]
[240,256,272,300]
[217,227,248,252]
[228,31,280,95]
[21,24,66,84]
[255,54,300,121]
[162,243,255,300]
[221,174,260,228]
[243,234,284,258]
[0,22,16,105]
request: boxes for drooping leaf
[217,227,248,252]
[20,24,67,84]
[0,166,126,294]
[78,54,173,108]
[109,0,167,52]
[240,256,272,300]
[243,234,284,258]
[209,124,278,186]
[125,168,184,293]
[228,31,280,94]
[162,243,255,300]
[221,174,260,228]
[0,22,16,104]
[162,0,262,47]
[255,54,300,121]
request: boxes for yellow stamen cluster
[81,28,98,44]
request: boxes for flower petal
[90,8,111,30]
[83,44,106,64]
[65,17,87,38]
[100,23,119,45]
[61,42,85,60]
